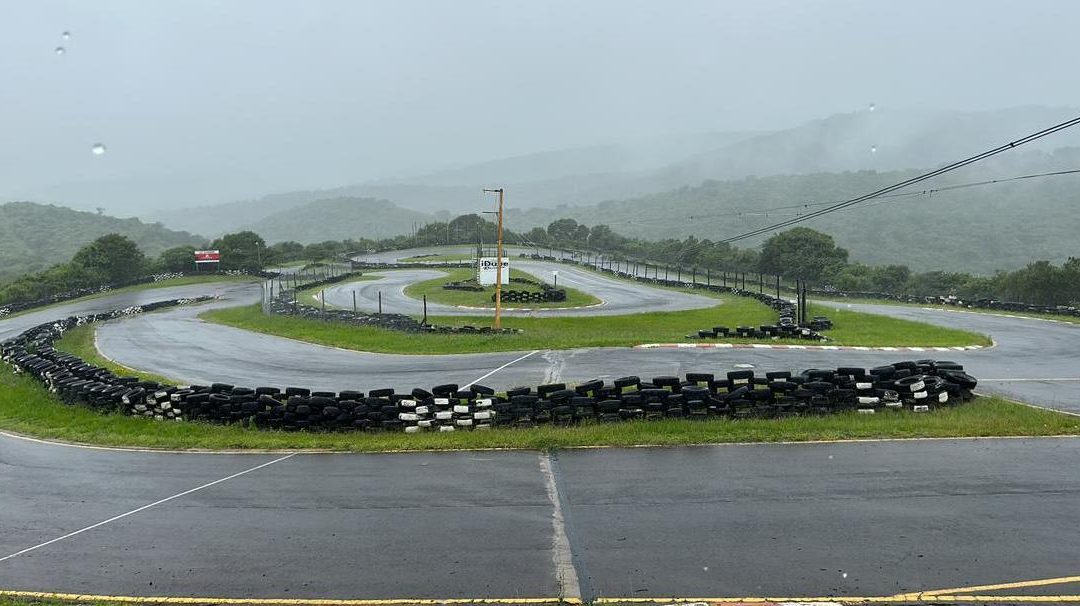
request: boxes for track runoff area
[2,249,1080,604]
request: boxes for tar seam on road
[0,453,296,564]
[462,350,541,388]
[539,452,596,604]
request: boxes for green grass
[201,295,779,354]
[0,362,1075,451]
[808,303,993,347]
[399,253,477,263]
[0,274,257,320]
[53,323,176,385]
[201,292,987,355]
[402,267,601,309]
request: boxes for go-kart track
[2,249,1079,603]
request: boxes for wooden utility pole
[483,188,505,329]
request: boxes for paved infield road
[88,282,1080,413]
[320,261,717,317]
[3,278,1080,600]
[1,434,1078,600]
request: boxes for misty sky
[1,0,1078,212]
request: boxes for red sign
[194,250,221,263]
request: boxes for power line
[686,167,1080,222]
[715,115,1080,243]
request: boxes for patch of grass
[0,361,1075,451]
[53,323,176,385]
[201,295,777,354]
[399,253,477,263]
[402,267,601,309]
[201,291,987,355]
[0,274,257,321]
[809,303,994,347]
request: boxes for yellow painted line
[596,597,1080,603]
[7,592,1080,605]
[895,574,1080,598]
[0,592,577,605]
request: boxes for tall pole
[484,188,505,329]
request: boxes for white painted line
[462,350,541,388]
[539,454,582,601]
[0,454,296,564]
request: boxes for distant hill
[244,197,434,244]
[508,146,1080,274]
[0,202,205,282]
[147,106,1080,234]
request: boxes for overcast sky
[1,0,1077,211]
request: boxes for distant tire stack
[493,289,568,304]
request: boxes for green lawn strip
[399,253,477,263]
[201,296,776,354]
[53,323,176,386]
[0,361,1075,450]
[401,267,601,309]
[0,274,258,321]
[809,303,993,347]
[816,296,1080,326]
[201,293,986,354]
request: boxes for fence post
[706,268,710,286]
[378,290,383,315]
[776,275,781,300]
[321,289,325,314]
[665,265,669,281]
[741,272,746,290]
[352,290,357,313]
[422,294,428,325]
[677,266,681,283]
[759,272,763,294]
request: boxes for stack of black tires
[493,289,568,304]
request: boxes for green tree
[758,227,849,282]
[71,234,147,283]
[210,231,266,271]
[156,245,197,272]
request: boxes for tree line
[2,215,1076,307]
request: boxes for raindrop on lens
[842,572,848,579]
[871,145,877,154]
[869,103,875,112]
[91,143,106,156]
[62,31,71,40]
[55,46,66,55]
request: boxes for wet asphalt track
[2,434,1079,600]
[3,268,1080,599]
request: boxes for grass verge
[399,253,477,263]
[200,294,987,355]
[402,267,600,309]
[201,296,776,354]
[808,303,993,347]
[0,362,1076,451]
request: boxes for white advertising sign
[477,257,510,286]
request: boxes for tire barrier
[442,281,485,291]
[0,270,277,319]
[1,304,978,431]
[271,273,520,335]
[493,289,567,304]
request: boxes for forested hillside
[0,202,205,282]
[508,147,1080,273]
